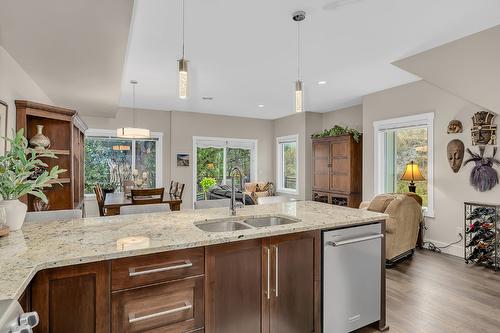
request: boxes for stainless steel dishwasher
[323,223,383,332]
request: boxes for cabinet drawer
[112,276,204,333]
[112,248,204,291]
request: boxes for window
[374,113,434,216]
[84,129,162,194]
[193,137,257,201]
[276,135,298,194]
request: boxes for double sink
[195,216,299,232]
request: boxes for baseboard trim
[423,238,464,258]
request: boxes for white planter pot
[0,199,27,231]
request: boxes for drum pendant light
[117,80,151,139]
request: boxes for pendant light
[293,11,305,113]
[117,80,151,139]
[178,0,188,99]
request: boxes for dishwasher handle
[326,233,384,247]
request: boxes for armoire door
[330,139,350,193]
[312,141,331,191]
[269,231,320,333]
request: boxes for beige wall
[363,80,491,256]
[170,111,274,209]
[322,104,363,131]
[0,46,52,153]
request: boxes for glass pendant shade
[116,127,151,139]
[178,58,188,99]
[295,80,303,113]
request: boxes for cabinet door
[312,141,331,191]
[31,261,110,333]
[330,140,350,193]
[205,239,267,333]
[269,231,321,333]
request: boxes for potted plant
[0,129,65,230]
[200,177,217,200]
[311,125,361,143]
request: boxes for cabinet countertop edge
[0,201,387,300]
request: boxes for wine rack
[464,202,499,271]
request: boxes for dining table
[103,192,182,215]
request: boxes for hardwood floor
[358,249,500,333]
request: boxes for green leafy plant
[311,125,361,143]
[0,129,66,203]
[200,177,217,198]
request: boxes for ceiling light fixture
[318,81,327,85]
[293,11,306,113]
[117,80,151,139]
[178,0,189,99]
[258,104,264,108]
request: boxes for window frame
[84,128,163,195]
[192,136,258,206]
[276,134,299,195]
[373,112,434,217]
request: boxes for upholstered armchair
[360,193,423,266]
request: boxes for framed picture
[0,100,8,155]
[176,153,190,167]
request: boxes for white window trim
[85,128,163,189]
[373,112,434,217]
[276,134,299,195]
[192,136,258,207]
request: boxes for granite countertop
[0,201,387,300]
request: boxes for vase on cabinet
[29,125,51,150]
[0,199,27,231]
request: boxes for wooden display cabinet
[16,100,87,212]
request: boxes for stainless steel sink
[243,216,299,228]
[195,220,251,232]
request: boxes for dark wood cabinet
[31,261,110,333]
[205,231,321,333]
[312,134,362,208]
[16,100,87,212]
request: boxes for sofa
[360,193,423,265]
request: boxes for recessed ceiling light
[202,97,213,100]
[258,104,264,108]
[318,81,327,85]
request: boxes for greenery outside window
[374,113,434,216]
[276,135,298,194]
[193,137,257,202]
[85,129,162,194]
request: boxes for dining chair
[194,198,231,210]
[120,203,170,215]
[123,180,135,197]
[175,183,185,199]
[94,184,106,216]
[257,196,291,205]
[131,188,165,205]
[169,181,178,195]
[25,209,83,223]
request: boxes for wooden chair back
[94,185,106,216]
[169,181,185,199]
[131,188,165,205]
[123,180,135,196]
[169,181,178,195]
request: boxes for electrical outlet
[456,227,463,237]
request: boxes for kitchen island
[0,201,388,333]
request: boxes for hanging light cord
[132,82,136,127]
[181,0,185,58]
[297,20,301,80]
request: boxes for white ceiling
[120,0,500,119]
[0,0,133,117]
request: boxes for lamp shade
[400,161,426,181]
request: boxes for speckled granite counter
[0,201,387,300]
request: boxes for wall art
[471,111,497,145]
[447,139,464,173]
[177,153,190,167]
[447,120,463,134]
[463,146,500,192]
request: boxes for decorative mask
[463,147,500,192]
[447,120,463,134]
[471,111,497,145]
[447,139,464,173]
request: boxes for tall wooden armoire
[16,100,87,212]
[312,134,362,208]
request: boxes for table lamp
[400,161,426,193]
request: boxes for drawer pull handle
[128,260,193,277]
[326,234,384,247]
[128,301,192,323]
